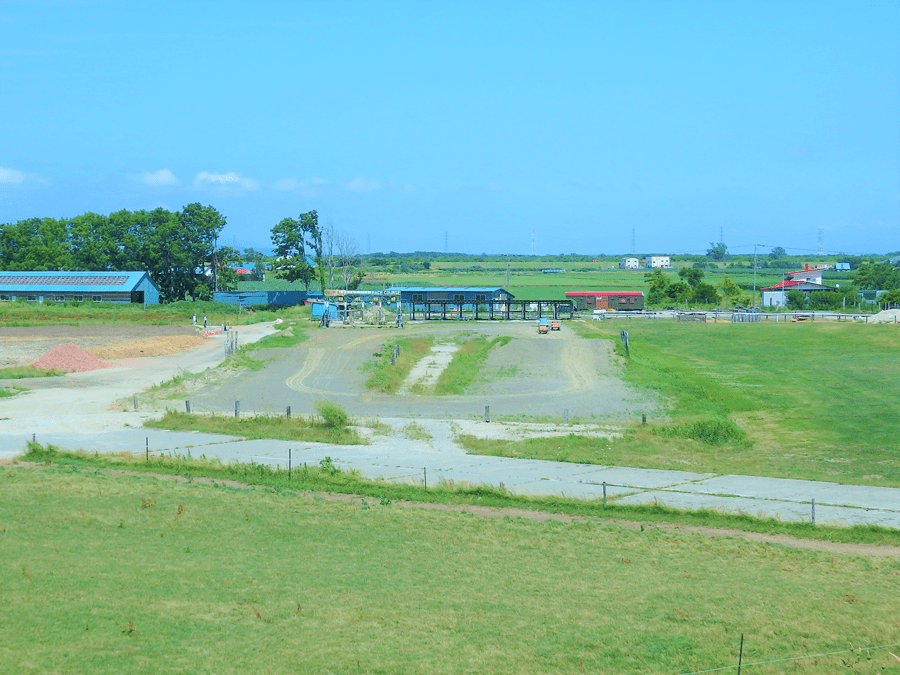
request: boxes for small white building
[787,264,823,285]
[619,258,640,269]
[645,255,671,269]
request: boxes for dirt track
[186,321,657,421]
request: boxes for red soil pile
[31,342,112,373]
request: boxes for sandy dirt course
[0,325,204,368]
[187,321,656,422]
[0,319,648,439]
[0,322,275,435]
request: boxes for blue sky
[1,0,897,257]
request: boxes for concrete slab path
[7,418,900,530]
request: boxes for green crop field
[4,466,899,675]
[465,320,900,487]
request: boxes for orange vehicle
[538,318,549,334]
[550,320,561,331]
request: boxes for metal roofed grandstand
[0,271,160,304]
[398,286,515,303]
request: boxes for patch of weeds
[361,418,392,435]
[402,422,432,441]
[652,417,750,446]
[314,400,349,428]
[435,335,512,395]
[361,336,435,393]
[319,457,339,476]
[0,366,65,379]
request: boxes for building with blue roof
[0,271,160,304]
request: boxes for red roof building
[761,265,834,307]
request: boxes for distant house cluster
[619,256,671,269]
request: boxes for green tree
[706,242,728,261]
[880,288,900,305]
[271,210,322,291]
[786,289,807,310]
[692,282,719,304]
[69,212,115,270]
[179,203,226,291]
[665,280,692,302]
[678,267,704,288]
[807,291,843,310]
[719,276,743,305]
[644,269,670,304]
[853,262,900,291]
[0,218,71,270]
[768,246,787,259]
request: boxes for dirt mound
[31,342,111,373]
[87,335,206,359]
[868,309,900,324]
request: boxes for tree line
[0,204,228,302]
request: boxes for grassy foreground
[4,464,900,675]
[466,321,900,488]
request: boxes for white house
[761,264,833,307]
[619,258,640,269]
[645,255,671,269]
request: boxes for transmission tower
[531,230,535,256]
[720,226,724,244]
[817,228,824,253]
[445,231,448,254]
[631,229,636,255]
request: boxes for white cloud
[135,168,179,186]
[0,166,26,184]
[346,177,382,193]
[193,171,259,191]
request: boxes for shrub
[653,418,749,446]
[314,400,349,428]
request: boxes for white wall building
[619,258,640,269]
[645,255,671,269]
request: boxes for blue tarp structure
[310,302,341,318]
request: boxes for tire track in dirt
[284,332,385,396]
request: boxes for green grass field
[464,321,900,487]
[4,465,899,674]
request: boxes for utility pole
[752,244,758,307]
